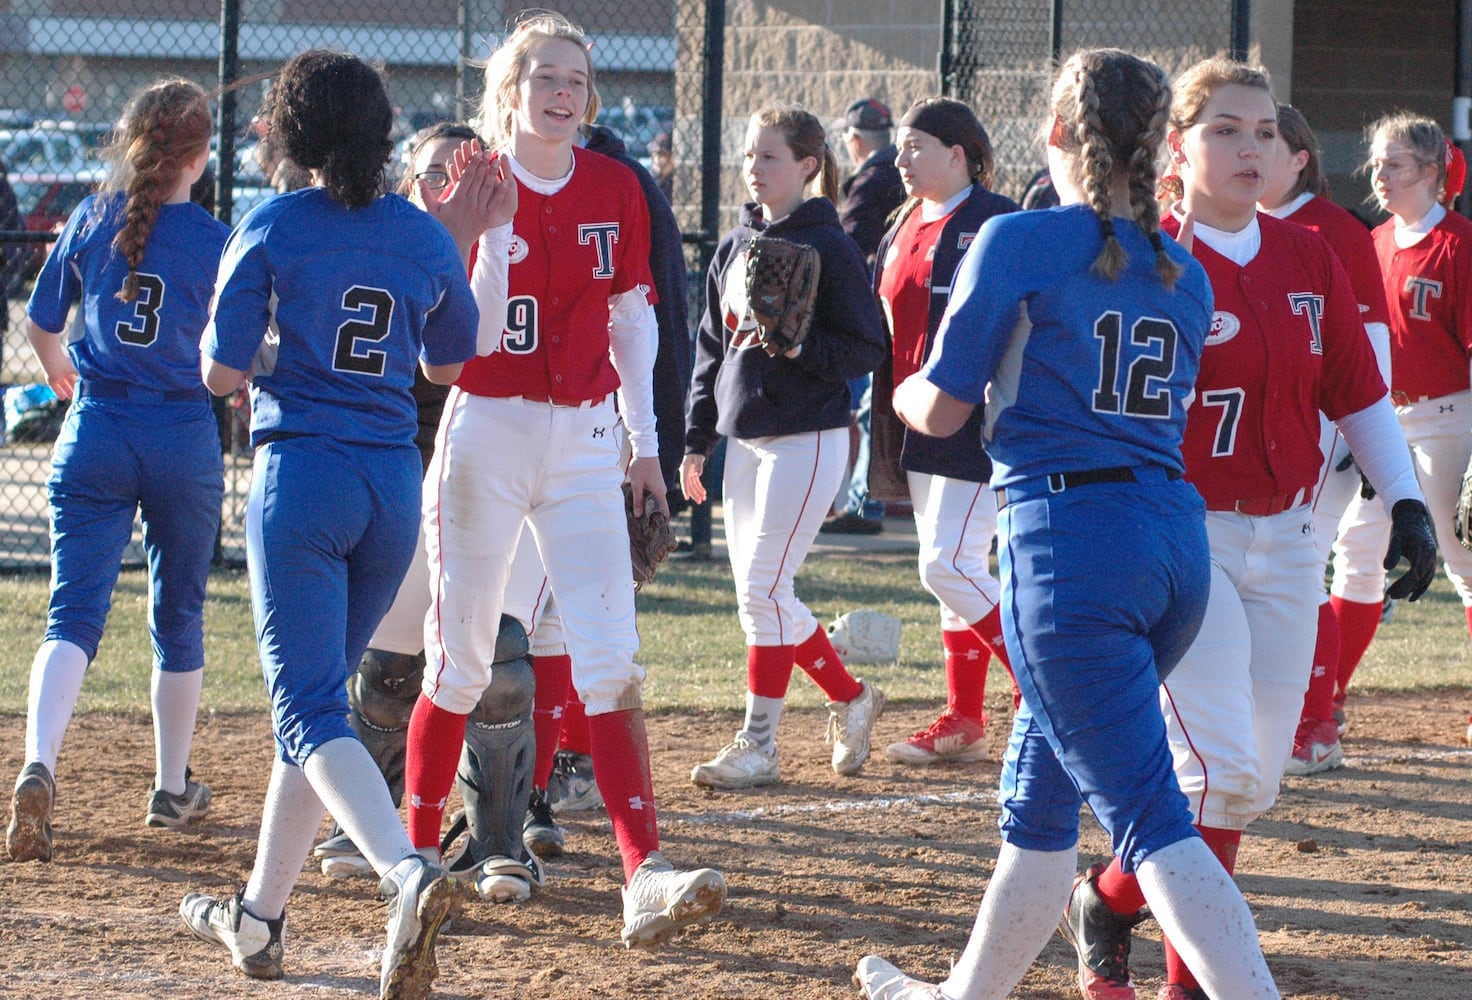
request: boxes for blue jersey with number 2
[204,187,477,449]
[922,205,1212,487]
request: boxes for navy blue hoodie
[686,197,886,456]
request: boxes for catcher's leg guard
[457,617,536,863]
[347,648,425,807]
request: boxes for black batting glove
[1383,498,1437,601]
[1334,452,1376,500]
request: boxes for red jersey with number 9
[1166,213,1386,509]
[455,146,655,405]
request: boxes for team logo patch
[507,235,529,264]
[1206,310,1241,346]
[958,232,977,249]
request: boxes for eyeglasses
[413,169,451,190]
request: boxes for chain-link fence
[0,0,703,570]
[941,0,1250,201]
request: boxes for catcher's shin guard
[348,648,425,806]
[456,617,536,863]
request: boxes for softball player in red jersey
[682,106,888,791]
[400,11,725,948]
[1329,114,1472,740]
[1258,104,1393,774]
[9,78,226,863]
[870,98,1020,765]
[857,48,1281,1000]
[1064,60,1436,1000]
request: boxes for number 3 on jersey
[114,273,165,347]
[1091,311,1179,419]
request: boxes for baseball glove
[826,609,902,665]
[624,482,678,591]
[1456,463,1472,551]
[744,235,820,357]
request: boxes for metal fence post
[1230,0,1250,63]
[217,0,240,227]
[698,0,725,273]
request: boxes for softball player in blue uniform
[176,51,498,1000]
[855,49,1280,1000]
[8,78,227,864]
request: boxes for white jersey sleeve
[608,288,659,459]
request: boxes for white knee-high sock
[243,759,325,921]
[1136,838,1280,1000]
[25,639,90,772]
[151,667,204,795]
[939,842,1078,1000]
[742,693,784,750]
[302,736,415,877]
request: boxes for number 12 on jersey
[1091,311,1179,420]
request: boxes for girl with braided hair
[1057,59,1434,1000]
[8,77,228,864]
[856,49,1282,1000]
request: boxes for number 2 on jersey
[333,286,395,376]
[1091,312,1178,419]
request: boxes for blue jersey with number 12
[204,187,478,449]
[922,205,1212,487]
[28,193,230,393]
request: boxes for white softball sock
[938,842,1078,1000]
[243,758,325,921]
[1136,837,1280,999]
[24,638,89,772]
[742,693,784,751]
[302,736,416,876]
[151,667,203,795]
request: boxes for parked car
[9,167,105,282]
[594,102,673,160]
[0,123,106,175]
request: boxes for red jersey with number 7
[455,146,655,405]
[1372,209,1472,400]
[1166,213,1386,509]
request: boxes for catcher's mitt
[826,609,902,665]
[624,482,678,591]
[1456,463,1472,552]
[744,235,820,357]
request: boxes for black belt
[997,466,1181,510]
[77,379,204,403]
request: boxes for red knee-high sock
[532,654,573,789]
[968,606,1022,711]
[559,692,591,755]
[1464,605,1472,643]
[404,695,470,849]
[1330,595,1382,700]
[1162,826,1242,991]
[943,627,990,723]
[1093,855,1147,915]
[793,628,863,703]
[1301,601,1340,723]
[748,643,796,698]
[586,707,660,882]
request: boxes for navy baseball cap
[845,98,893,131]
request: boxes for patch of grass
[0,553,1466,718]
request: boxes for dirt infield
[1,690,1470,999]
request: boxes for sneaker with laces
[179,888,285,980]
[6,761,55,863]
[619,850,725,948]
[853,955,950,999]
[548,750,603,813]
[523,787,565,859]
[1156,985,1208,1000]
[379,855,466,1000]
[146,769,212,828]
[827,680,886,776]
[450,850,545,904]
[1283,717,1344,776]
[1057,862,1147,1000]
[313,828,376,879]
[884,711,986,765]
[690,734,780,789]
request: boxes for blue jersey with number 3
[204,187,478,449]
[28,193,230,393]
[922,205,1212,487]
